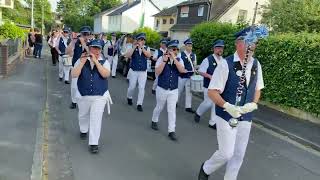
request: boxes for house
[153,6,178,37]
[94,0,187,33]
[170,0,211,46]
[210,0,269,24]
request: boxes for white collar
[160,47,166,52]
[212,54,222,61]
[184,50,192,56]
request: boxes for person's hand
[79,37,85,44]
[169,51,177,60]
[80,54,88,65]
[223,102,242,118]
[91,53,99,65]
[162,54,169,63]
[239,102,257,114]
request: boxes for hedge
[190,22,320,115]
[133,27,161,48]
[190,22,245,63]
[256,33,320,115]
[0,22,25,40]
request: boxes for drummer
[194,40,225,129]
[56,27,72,84]
[151,40,187,141]
[177,38,197,113]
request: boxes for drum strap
[186,53,195,72]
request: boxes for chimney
[128,0,134,5]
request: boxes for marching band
[47,25,266,180]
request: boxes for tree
[56,0,121,31]
[261,0,320,33]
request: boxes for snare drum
[62,55,72,66]
[190,75,204,92]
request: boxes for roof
[150,0,186,9]
[109,0,141,16]
[210,0,240,20]
[170,24,196,31]
[153,6,177,17]
[177,0,210,7]
[94,4,127,18]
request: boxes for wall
[218,0,269,24]
[170,31,190,47]
[101,15,110,32]
[109,15,122,32]
[94,15,102,33]
[176,3,209,24]
[154,15,176,33]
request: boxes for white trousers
[127,71,147,105]
[152,76,158,91]
[78,96,107,145]
[203,118,252,180]
[152,87,179,133]
[178,77,192,108]
[196,88,216,126]
[127,68,132,80]
[111,54,118,77]
[58,56,71,81]
[70,77,78,103]
[107,55,113,65]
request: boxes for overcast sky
[49,0,57,12]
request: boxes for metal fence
[7,39,20,57]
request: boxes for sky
[49,0,57,12]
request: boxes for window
[163,18,167,24]
[170,18,174,24]
[237,9,248,23]
[180,6,189,17]
[198,5,204,16]
[156,19,160,27]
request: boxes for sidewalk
[0,56,46,179]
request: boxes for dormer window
[180,6,189,17]
[198,5,204,16]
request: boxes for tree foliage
[57,0,121,31]
[261,0,320,33]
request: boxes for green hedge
[0,22,25,40]
[133,27,161,48]
[256,33,320,115]
[191,22,320,115]
[190,22,244,63]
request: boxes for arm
[55,38,61,54]
[174,58,187,73]
[142,47,152,58]
[198,58,211,79]
[155,57,167,76]
[71,58,86,78]
[208,89,226,107]
[66,40,76,56]
[125,45,136,58]
[95,61,110,78]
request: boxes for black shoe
[208,124,217,130]
[65,81,70,84]
[198,163,209,180]
[151,122,159,131]
[80,132,87,140]
[186,108,195,114]
[70,103,77,109]
[89,145,99,154]
[194,113,201,123]
[168,132,177,141]
[137,105,143,112]
[127,98,133,105]
[152,89,156,95]
[59,78,63,81]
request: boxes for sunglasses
[63,31,69,33]
[169,48,179,51]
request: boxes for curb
[192,91,320,152]
[253,117,320,152]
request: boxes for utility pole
[31,0,34,29]
[42,0,44,35]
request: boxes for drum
[190,75,204,92]
[62,55,72,66]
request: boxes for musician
[126,33,151,112]
[177,38,197,113]
[198,27,264,180]
[68,26,91,109]
[151,38,168,95]
[194,40,225,129]
[105,32,117,77]
[151,40,187,141]
[71,39,112,154]
[56,27,72,84]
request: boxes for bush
[0,22,25,40]
[255,33,320,115]
[133,27,161,48]
[190,22,245,63]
